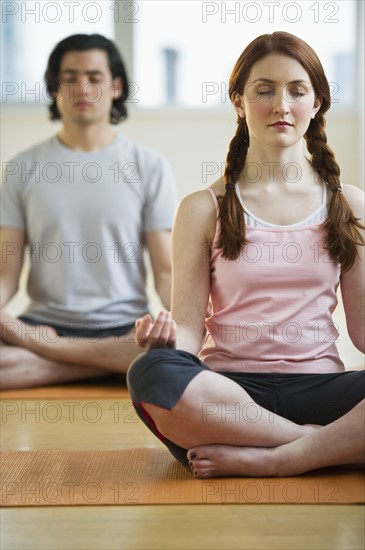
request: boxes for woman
[127,32,365,478]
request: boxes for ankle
[265,447,282,476]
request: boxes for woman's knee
[127,349,177,392]
[127,348,208,411]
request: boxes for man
[0,34,177,389]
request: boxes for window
[134,0,358,108]
[1,1,115,104]
[1,1,359,109]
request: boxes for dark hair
[45,34,129,124]
[218,31,364,271]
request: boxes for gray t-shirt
[1,134,178,327]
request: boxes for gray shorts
[127,348,365,465]
[19,315,135,340]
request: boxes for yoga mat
[1,449,363,506]
[0,380,129,400]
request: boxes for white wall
[1,106,364,368]
[2,106,363,196]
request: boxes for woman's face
[234,53,321,149]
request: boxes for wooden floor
[1,384,364,550]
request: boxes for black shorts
[127,348,365,466]
[18,316,135,340]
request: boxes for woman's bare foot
[187,401,365,479]
[186,423,320,479]
[187,444,278,478]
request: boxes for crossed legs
[0,321,140,389]
[187,398,365,478]
[128,350,365,478]
[140,369,317,478]
[0,345,111,389]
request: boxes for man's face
[54,49,122,126]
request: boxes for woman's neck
[243,142,315,188]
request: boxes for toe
[187,448,198,461]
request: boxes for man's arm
[0,227,28,344]
[145,230,172,310]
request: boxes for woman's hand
[135,311,177,350]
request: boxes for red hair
[217,32,364,271]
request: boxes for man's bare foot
[187,444,278,478]
[1,319,59,349]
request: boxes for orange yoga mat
[1,449,364,506]
[0,380,130,400]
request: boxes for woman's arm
[340,184,365,353]
[145,230,172,310]
[171,190,217,354]
[136,188,217,355]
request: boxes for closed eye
[287,87,307,97]
[256,86,274,95]
[256,87,274,96]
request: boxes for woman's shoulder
[210,177,226,199]
[178,177,224,213]
[175,179,223,240]
[342,184,364,219]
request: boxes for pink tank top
[198,188,345,373]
